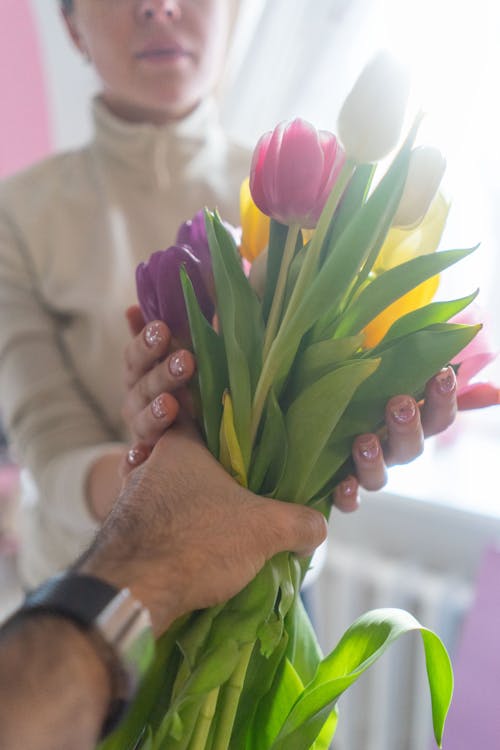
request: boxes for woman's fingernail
[339,476,358,497]
[168,352,187,377]
[357,435,380,461]
[151,395,168,420]
[127,447,145,466]
[144,322,164,348]
[390,396,417,424]
[435,366,456,394]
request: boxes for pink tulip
[457,383,500,410]
[249,118,345,229]
[450,304,499,410]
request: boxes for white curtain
[221,0,384,145]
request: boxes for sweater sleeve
[0,208,123,539]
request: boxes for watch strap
[19,573,155,738]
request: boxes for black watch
[17,573,155,738]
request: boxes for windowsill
[383,408,500,518]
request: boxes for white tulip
[393,146,446,228]
[338,51,411,163]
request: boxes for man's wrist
[14,573,156,739]
[79,554,182,635]
[0,614,111,750]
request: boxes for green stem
[211,642,255,750]
[190,688,220,750]
[262,223,301,360]
[250,159,356,444]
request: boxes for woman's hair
[61,0,73,11]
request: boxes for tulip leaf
[332,323,481,443]
[286,334,364,398]
[320,162,375,265]
[98,624,183,750]
[219,391,248,487]
[334,246,478,337]
[269,608,453,750]
[285,595,323,685]
[231,633,290,749]
[205,211,264,468]
[310,119,417,320]
[139,727,153,749]
[277,358,380,501]
[378,289,479,345]
[357,323,480,404]
[249,389,288,494]
[311,709,339,749]
[181,269,227,457]
[252,657,305,750]
[263,219,297,322]
[301,322,482,500]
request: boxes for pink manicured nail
[390,396,417,424]
[435,366,456,394]
[168,352,186,377]
[339,476,358,497]
[357,435,380,461]
[127,447,145,466]
[151,396,168,420]
[144,322,164,348]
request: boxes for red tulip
[249,118,345,229]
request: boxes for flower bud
[136,244,214,346]
[393,146,446,228]
[239,178,270,262]
[248,248,268,299]
[250,118,345,229]
[338,51,411,163]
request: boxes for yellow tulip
[363,191,449,347]
[374,191,450,272]
[240,177,270,262]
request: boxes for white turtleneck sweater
[0,98,251,587]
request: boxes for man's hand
[80,425,328,635]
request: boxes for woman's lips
[135,45,191,62]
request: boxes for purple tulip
[136,243,215,345]
[176,209,241,292]
[176,210,213,289]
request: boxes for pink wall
[1,0,52,177]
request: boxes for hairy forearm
[0,615,111,750]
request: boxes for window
[223,0,500,514]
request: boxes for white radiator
[307,490,500,750]
[308,543,471,750]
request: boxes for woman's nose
[136,0,181,22]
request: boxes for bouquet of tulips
[101,54,483,750]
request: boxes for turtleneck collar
[90,96,225,189]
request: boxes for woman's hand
[334,365,457,511]
[122,306,196,448]
[122,306,458,513]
